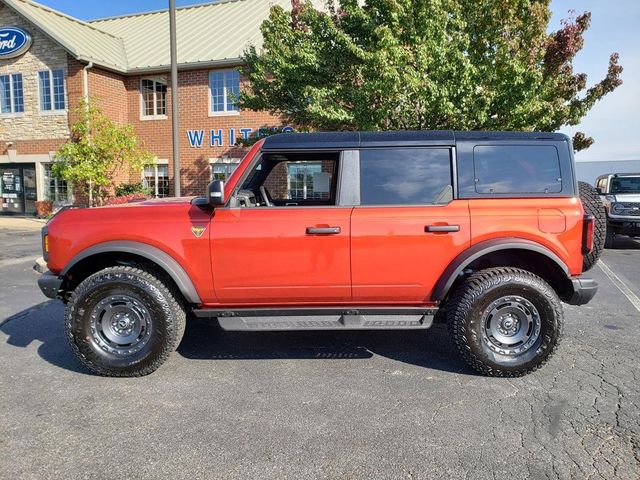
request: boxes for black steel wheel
[64,266,186,377]
[447,267,563,377]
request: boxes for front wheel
[64,266,186,377]
[604,223,616,248]
[447,267,563,377]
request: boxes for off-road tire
[64,266,186,377]
[447,267,563,377]
[604,223,615,248]
[578,181,606,271]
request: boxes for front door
[0,164,36,215]
[350,147,471,303]
[211,151,352,304]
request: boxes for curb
[33,256,47,274]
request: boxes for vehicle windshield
[610,177,640,194]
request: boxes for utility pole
[169,0,181,197]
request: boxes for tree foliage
[53,99,154,206]
[240,0,623,150]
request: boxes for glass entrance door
[0,163,37,215]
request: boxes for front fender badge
[191,226,206,238]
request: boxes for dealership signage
[187,126,294,148]
[0,27,32,59]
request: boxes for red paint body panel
[210,207,352,303]
[350,201,471,302]
[46,199,216,303]
[468,197,585,276]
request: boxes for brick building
[0,0,292,214]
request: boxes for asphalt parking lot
[1,223,639,480]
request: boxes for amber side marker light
[41,226,50,262]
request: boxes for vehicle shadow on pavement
[0,302,475,376]
[0,300,90,374]
[609,236,640,250]
[178,317,476,376]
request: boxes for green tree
[53,99,154,206]
[240,0,622,150]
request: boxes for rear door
[350,147,471,303]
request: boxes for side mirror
[595,187,602,195]
[208,180,225,206]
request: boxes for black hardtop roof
[262,130,569,150]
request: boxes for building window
[143,163,169,197]
[38,69,65,112]
[209,70,239,114]
[0,73,24,114]
[42,164,69,204]
[210,158,239,181]
[289,162,321,200]
[140,77,167,118]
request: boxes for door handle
[306,226,341,235]
[425,225,460,233]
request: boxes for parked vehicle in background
[595,173,640,247]
[37,131,605,378]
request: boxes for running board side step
[193,307,438,331]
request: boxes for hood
[611,193,640,203]
[99,196,196,209]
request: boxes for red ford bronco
[38,131,604,377]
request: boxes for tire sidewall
[66,270,175,375]
[460,274,562,374]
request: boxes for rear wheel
[578,181,606,270]
[447,267,563,377]
[64,266,186,377]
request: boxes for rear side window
[359,148,452,205]
[473,145,562,194]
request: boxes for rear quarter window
[473,145,562,194]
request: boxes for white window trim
[208,69,240,117]
[209,157,240,180]
[41,162,72,204]
[140,76,168,120]
[0,72,24,117]
[142,159,170,198]
[37,69,66,115]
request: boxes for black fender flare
[432,238,570,301]
[61,241,201,304]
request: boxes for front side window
[209,70,239,114]
[143,163,170,197]
[43,163,69,204]
[38,69,65,111]
[141,77,167,118]
[359,148,453,205]
[238,153,339,207]
[473,145,562,194]
[0,73,24,114]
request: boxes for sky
[35,0,640,161]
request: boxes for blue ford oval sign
[0,27,32,59]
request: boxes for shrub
[115,182,152,197]
[104,193,150,205]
